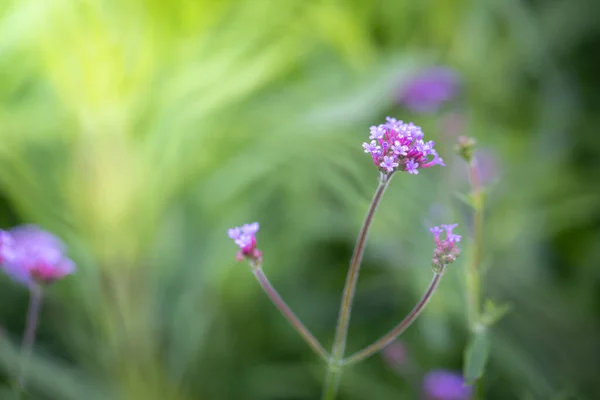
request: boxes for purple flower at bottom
[423,370,472,400]
[1,225,76,286]
[399,67,461,113]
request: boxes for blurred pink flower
[0,225,75,286]
[381,340,410,369]
[399,67,461,113]
[451,148,501,187]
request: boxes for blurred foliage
[1,0,600,399]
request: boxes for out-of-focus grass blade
[463,328,491,385]
[0,339,109,400]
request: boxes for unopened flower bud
[456,136,476,163]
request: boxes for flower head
[0,225,76,286]
[228,222,262,263]
[399,67,461,113]
[362,117,443,175]
[423,370,472,400]
[430,223,461,272]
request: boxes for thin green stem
[18,284,44,390]
[467,158,485,399]
[252,267,329,361]
[322,171,393,400]
[466,159,484,327]
[343,270,444,366]
[322,364,342,400]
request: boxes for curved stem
[343,271,444,366]
[252,267,329,361]
[322,172,393,399]
[18,284,44,389]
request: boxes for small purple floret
[406,159,419,174]
[362,141,381,155]
[380,156,399,172]
[429,226,443,236]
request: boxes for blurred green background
[1,0,599,399]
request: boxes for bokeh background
[1,0,599,399]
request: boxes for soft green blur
[1,0,599,399]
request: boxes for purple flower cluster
[423,370,472,400]
[362,117,444,175]
[429,224,461,271]
[0,225,76,286]
[228,222,262,263]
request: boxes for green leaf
[463,329,491,385]
[454,191,475,208]
[453,188,490,211]
[481,299,512,326]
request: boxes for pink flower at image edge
[0,225,76,285]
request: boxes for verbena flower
[362,117,444,175]
[430,224,461,272]
[423,369,472,400]
[0,225,76,285]
[399,67,460,113]
[228,222,262,263]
